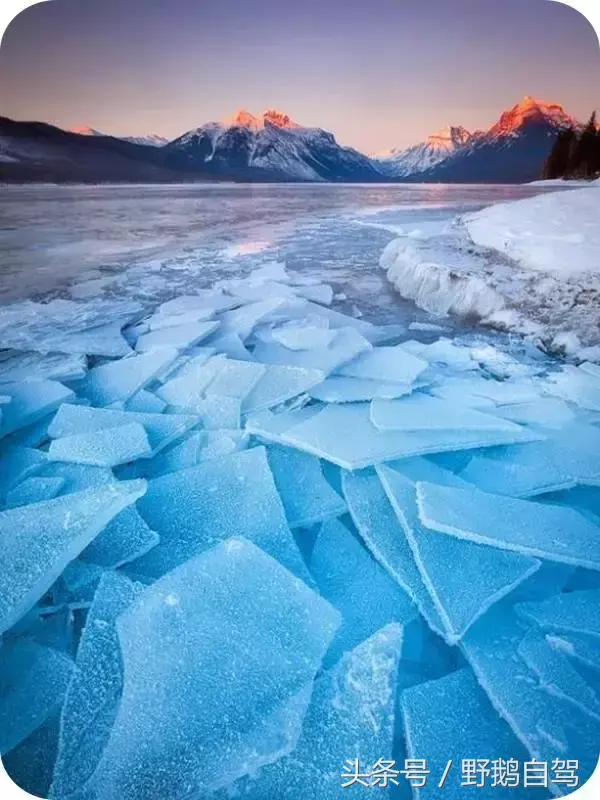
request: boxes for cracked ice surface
[0,257,599,799]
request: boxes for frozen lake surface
[0,183,550,323]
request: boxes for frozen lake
[0,183,551,326]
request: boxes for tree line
[542,112,600,180]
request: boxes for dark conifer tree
[542,128,577,179]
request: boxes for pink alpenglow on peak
[226,109,302,131]
[426,126,472,151]
[488,96,577,138]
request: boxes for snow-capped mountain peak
[70,125,168,147]
[487,96,576,139]
[426,125,471,150]
[225,109,302,131]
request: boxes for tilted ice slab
[247,402,540,471]
[79,348,178,407]
[155,355,227,407]
[134,319,220,353]
[516,590,600,640]
[266,445,347,529]
[417,482,600,570]
[218,297,289,341]
[460,424,600,498]
[48,404,199,456]
[462,605,600,792]
[0,298,142,357]
[337,344,427,385]
[48,422,153,467]
[269,321,337,351]
[342,467,446,637]
[237,624,404,800]
[0,352,87,384]
[0,381,74,439]
[402,668,532,800]
[310,375,413,403]
[490,398,574,429]
[309,519,416,668]
[517,628,600,721]
[547,632,600,673]
[5,476,65,508]
[0,479,146,635]
[49,573,143,799]
[131,446,310,582]
[123,389,166,414]
[154,291,239,320]
[253,327,373,376]
[90,538,340,800]
[204,358,266,400]
[80,506,159,570]
[0,640,74,755]
[378,462,540,644]
[0,446,47,500]
[545,365,600,412]
[371,393,529,434]
[242,364,325,413]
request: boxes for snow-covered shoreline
[380,184,600,362]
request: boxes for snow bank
[381,186,600,359]
[465,187,600,279]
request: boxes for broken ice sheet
[247,402,539,471]
[193,394,241,429]
[268,320,337,351]
[337,344,427,385]
[0,380,74,438]
[48,404,199,456]
[5,476,65,508]
[135,319,220,353]
[547,632,600,674]
[0,640,74,755]
[341,467,446,638]
[417,481,600,570]
[0,351,87,384]
[516,590,600,640]
[402,668,532,800]
[242,363,325,413]
[89,538,340,800]
[219,297,289,341]
[309,375,413,403]
[49,422,153,467]
[235,624,403,800]
[131,446,310,582]
[266,445,347,528]
[123,389,166,414]
[0,479,146,635]
[79,347,178,407]
[253,327,373,375]
[462,604,600,789]
[49,572,143,799]
[204,358,266,400]
[309,519,417,668]
[516,628,600,721]
[2,712,61,799]
[490,398,574,429]
[378,463,540,644]
[0,445,47,500]
[80,506,159,569]
[371,393,528,434]
[459,423,600,498]
[0,298,141,357]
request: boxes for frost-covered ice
[1,250,600,796]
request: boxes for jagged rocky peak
[426,125,471,150]
[489,96,576,137]
[225,109,302,131]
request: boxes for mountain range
[0,96,581,184]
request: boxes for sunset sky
[0,0,599,152]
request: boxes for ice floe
[1,262,599,797]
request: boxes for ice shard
[89,538,340,800]
[131,446,310,582]
[79,348,178,407]
[49,573,143,799]
[0,479,146,634]
[0,380,74,438]
[266,444,347,528]
[310,519,416,667]
[49,422,153,467]
[417,482,600,570]
[516,590,600,640]
[6,476,65,508]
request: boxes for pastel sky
[0,0,599,152]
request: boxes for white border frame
[0,0,598,797]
